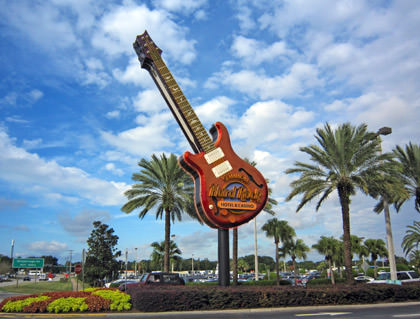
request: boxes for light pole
[375,126,397,282]
[191,254,194,274]
[10,240,14,274]
[134,248,138,277]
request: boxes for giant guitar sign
[133,31,268,229]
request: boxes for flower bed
[0,288,131,313]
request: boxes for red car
[119,272,185,291]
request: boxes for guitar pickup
[204,147,225,164]
[212,160,232,178]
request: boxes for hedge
[127,282,420,312]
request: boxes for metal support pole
[218,228,230,287]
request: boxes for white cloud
[231,35,291,66]
[58,209,111,238]
[100,112,174,156]
[232,100,315,150]
[28,89,44,102]
[0,129,127,206]
[28,240,68,253]
[194,96,236,127]
[92,3,196,64]
[103,163,124,176]
[206,63,323,100]
[105,110,120,119]
[152,0,208,15]
[133,90,167,113]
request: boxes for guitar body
[179,122,268,229]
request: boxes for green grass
[0,280,73,294]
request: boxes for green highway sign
[12,258,44,268]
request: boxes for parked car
[119,272,185,291]
[354,275,374,283]
[367,271,420,284]
[23,276,31,281]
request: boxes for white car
[354,275,374,282]
[367,271,420,284]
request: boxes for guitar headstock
[133,31,162,70]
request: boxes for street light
[375,126,397,282]
[134,248,138,278]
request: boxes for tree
[402,221,420,256]
[286,122,390,283]
[84,221,121,286]
[363,239,387,278]
[262,218,295,285]
[122,153,195,272]
[281,238,310,285]
[312,236,341,285]
[394,142,420,212]
[150,240,182,271]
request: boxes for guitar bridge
[212,160,232,178]
[204,147,224,164]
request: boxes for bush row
[128,283,420,312]
[0,288,131,313]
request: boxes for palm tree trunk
[164,208,170,272]
[383,200,397,281]
[338,186,353,284]
[292,257,297,286]
[275,241,279,286]
[373,258,377,279]
[233,227,238,285]
[328,258,335,285]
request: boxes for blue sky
[0,0,419,266]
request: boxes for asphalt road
[0,302,419,319]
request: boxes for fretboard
[135,34,215,154]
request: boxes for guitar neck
[135,34,214,154]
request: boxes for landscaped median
[0,288,131,313]
[1,283,420,314]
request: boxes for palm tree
[312,236,341,285]
[281,238,310,285]
[363,239,387,279]
[262,218,295,285]
[150,240,182,271]
[122,153,195,272]
[285,122,391,283]
[402,221,420,256]
[394,143,420,212]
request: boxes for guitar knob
[209,205,214,210]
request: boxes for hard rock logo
[208,181,263,214]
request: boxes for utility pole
[68,250,73,274]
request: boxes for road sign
[75,264,82,274]
[12,258,44,268]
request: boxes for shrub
[47,297,87,313]
[93,288,131,311]
[2,296,50,312]
[127,283,420,312]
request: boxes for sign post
[75,264,82,291]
